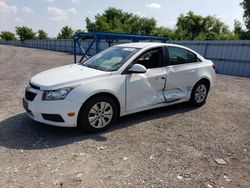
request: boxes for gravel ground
[0,45,249,188]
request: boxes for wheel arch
[189,77,211,107]
[77,92,121,126]
[192,77,211,92]
[197,77,211,91]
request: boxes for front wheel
[78,96,118,133]
[189,81,209,107]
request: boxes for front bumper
[23,87,82,127]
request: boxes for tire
[189,81,209,107]
[78,95,118,133]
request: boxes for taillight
[212,64,216,71]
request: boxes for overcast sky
[0,0,244,37]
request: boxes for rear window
[168,47,198,65]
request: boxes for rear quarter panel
[195,60,216,89]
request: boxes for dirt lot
[0,45,249,188]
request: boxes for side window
[168,47,198,65]
[135,48,163,69]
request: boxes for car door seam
[162,76,167,102]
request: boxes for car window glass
[83,47,139,71]
[136,48,163,69]
[168,47,197,65]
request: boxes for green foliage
[75,29,84,33]
[241,0,250,31]
[233,20,246,39]
[0,31,16,41]
[86,8,131,32]
[37,30,48,39]
[85,8,238,40]
[175,11,203,40]
[152,27,175,40]
[86,7,156,35]
[15,26,36,41]
[0,8,242,41]
[57,26,74,39]
[234,20,244,35]
[129,16,156,35]
[175,11,236,40]
[235,0,250,39]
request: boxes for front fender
[66,75,126,115]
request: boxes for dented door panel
[164,64,199,101]
[126,68,166,111]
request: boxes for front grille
[25,90,37,101]
[41,114,65,122]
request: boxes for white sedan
[23,43,216,132]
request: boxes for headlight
[42,87,73,100]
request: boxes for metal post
[73,37,77,64]
[204,42,209,58]
[96,38,100,54]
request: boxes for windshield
[82,47,140,71]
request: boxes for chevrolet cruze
[23,43,216,132]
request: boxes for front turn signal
[67,112,75,117]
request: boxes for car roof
[115,42,186,49]
[115,42,205,60]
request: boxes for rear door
[164,46,201,102]
[125,47,167,112]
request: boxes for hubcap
[88,102,113,128]
[195,84,207,103]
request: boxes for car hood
[30,64,110,90]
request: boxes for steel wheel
[194,84,207,103]
[88,102,113,129]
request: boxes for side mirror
[127,64,147,74]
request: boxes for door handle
[156,77,166,80]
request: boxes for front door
[126,47,167,112]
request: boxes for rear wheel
[78,96,118,132]
[189,81,209,107]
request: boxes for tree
[0,31,16,40]
[86,17,95,32]
[234,20,243,35]
[75,29,84,33]
[175,11,236,40]
[175,11,203,40]
[85,8,237,40]
[233,1,250,40]
[235,0,250,39]
[234,20,250,39]
[85,7,157,35]
[240,0,250,31]
[57,26,74,39]
[15,26,36,41]
[152,27,175,40]
[86,8,132,33]
[129,16,156,35]
[84,8,241,40]
[37,29,48,39]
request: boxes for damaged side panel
[163,65,198,102]
[126,68,166,111]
